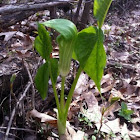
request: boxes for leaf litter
[0,2,140,140]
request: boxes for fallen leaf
[129,131,140,140]
[74,73,89,98]
[121,123,130,140]
[96,118,121,134]
[29,109,57,127]
[81,91,101,123]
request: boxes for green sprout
[118,102,134,121]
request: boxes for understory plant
[118,102,134,121]
[34,0,112,139]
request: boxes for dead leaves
[29,109,57,127]
[0,31,34,61]
[29,109,85,140]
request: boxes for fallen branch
[0,11,35,29]
[0,1,74,28]
[0,1,74,14]
[107,61,136,70]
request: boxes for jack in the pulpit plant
[34,0,112,139]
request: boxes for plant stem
[97,112,104,138]
[65,66,82,116]
[49,62,61,114]
[60,76,65,111]
[52,82,61,114]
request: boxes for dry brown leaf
[111,51,130,62]
[82,91,98,110]
[121,123,130,140]
[129,131,140,140]
[96,118,121,134]
[29,109,57,127]
[68,96,83,121]
[101,73,112,85]
[101,84,114,93]
[74,73,89,98]
[110,88,124,99]
[72,130,85,140]
[0,31,17,41]
[81,91,101,123]
[119,80,137,96]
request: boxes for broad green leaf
[34,24,52,61]
[42,19,77,40]
[49,58,59,84]
[35,62,49,100]
[84,28,106,91]
[42,19,78,76]
[94,0,112,28]
[74,26,97,68]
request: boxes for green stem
[52,82,61,114]
[57,115,66,135]
[60,76,65,111]
[65,66,82,116]
[49,62,61,114]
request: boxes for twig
[23,60,35,109]
[0,127,36,133]
[4,82,32,140]
[107,61,136,70]
[0,130,21,140]
[0,97,7,108]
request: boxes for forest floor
[0,2,140,140]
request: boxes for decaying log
[0,1,74,14]
[0,0,74,29]
[0,11,36,29]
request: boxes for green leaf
[10,73,16,83]
[49,58,59,84]
[118,102,134,121]
[34,24,52,61]
[92,135,96,140]
[42,19,77,40]
[110,97,120,105]
[35,62,49,100]
[121,102,128,110]
[94,0,112,28]
[74,26,97,68]
[84,28,106,91]
[57,34,74,76]
[42,19,78,76]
